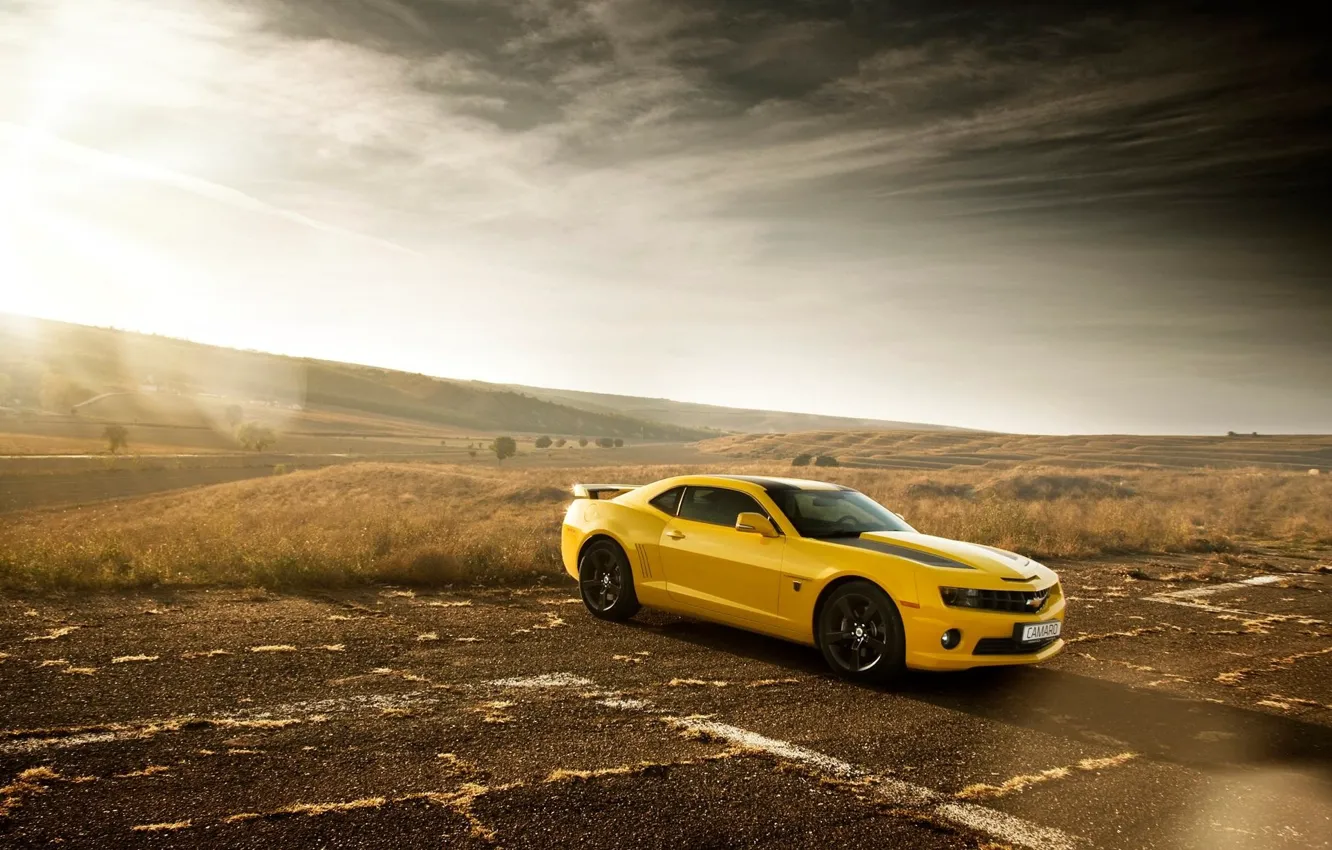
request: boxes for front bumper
[903,589,1066,671]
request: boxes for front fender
[776,540,922,644]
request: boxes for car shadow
[625,614,1332,771]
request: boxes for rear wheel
[578,539,640,622]
[817,580,905,685]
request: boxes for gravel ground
[2,551,1329,849]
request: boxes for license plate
[1019,621,1061,643]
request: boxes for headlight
[939,586,984,608]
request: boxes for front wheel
[578,539,640,622]
[817,581,905,685]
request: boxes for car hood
[853,531,1052,580]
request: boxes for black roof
[709,475,851,492]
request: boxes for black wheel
[817,580,905,685]
[578,539,640,622]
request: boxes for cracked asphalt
[2,550,1330,849]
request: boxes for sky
[1,0,1329,434]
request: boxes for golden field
[1,462,1329,592]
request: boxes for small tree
[224,404,244,428]
[578,437,589,448]
[554,438,567,448]
[103,424,129,454]
[236,422,276,451]
[492,436,517,463]
[469,449,477,458]
[791,453,813,467]
[534,435,553,449]
[613,438,624,448]
[813,455,840,467]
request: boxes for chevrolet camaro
[561,475,1065,683]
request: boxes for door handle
[665,530,686,540]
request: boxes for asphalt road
[2,551,1329,849]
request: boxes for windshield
[768,490,914,538]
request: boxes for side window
[678,487,765,528]
[648,487,684,516]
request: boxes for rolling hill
[0,315,956,443]
[0,315,711,441]
[490,383,956,434]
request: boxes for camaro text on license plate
[1020,621,1061,642]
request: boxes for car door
[658,486,785,626]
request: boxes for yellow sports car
[561,475,1064,683]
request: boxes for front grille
[973,636,1059,655]
[953,588,1050,613]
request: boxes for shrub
[613,438,624,448]
[596,437,615,448]
[534,435,553,449]
[236,422,277,451]
[791,453,812,467]
[491,436,517,463]
[554,438,567,448]
[578,438,589,447]
[813,455,840,467]
[102,424,129,454]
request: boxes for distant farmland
[699,430,1332,473]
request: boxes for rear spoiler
[572,483,642,500]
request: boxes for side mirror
[735,512,779,538]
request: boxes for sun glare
[0,0,233,327]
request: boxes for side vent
[635,543,653,579]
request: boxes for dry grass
[1,766,61,818]
[23,627,79,641]
[1,460,1329,592]
[956,752,1137,800]
[131,820,192,832]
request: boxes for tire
[578,539,640,622]
[817,580,905,685]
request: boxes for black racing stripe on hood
[826,537,975,569]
